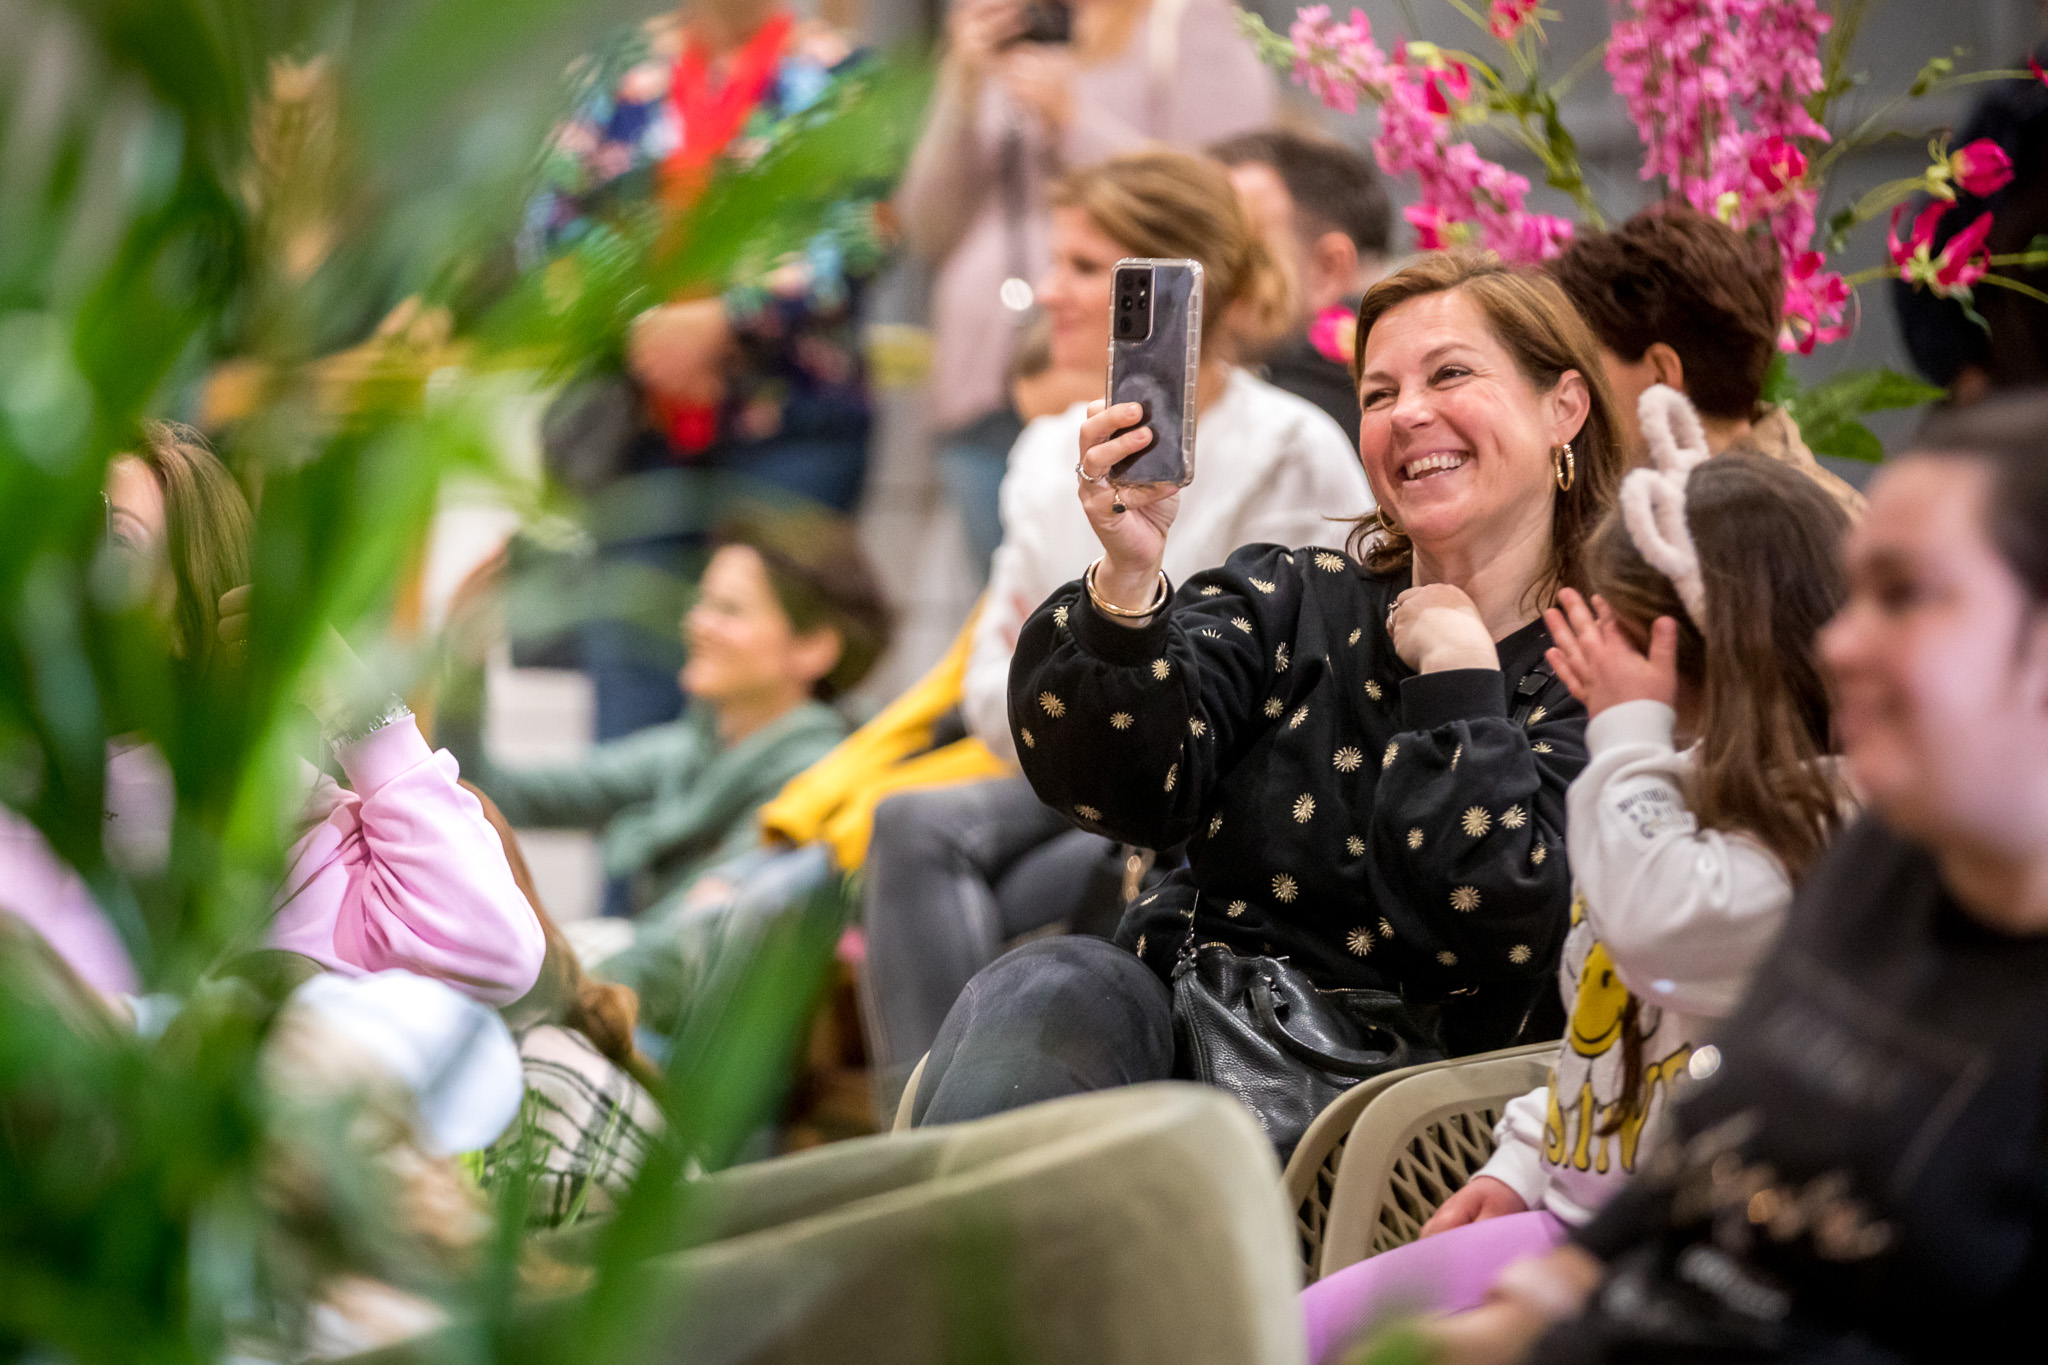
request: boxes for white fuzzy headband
[1620,384,1711,628]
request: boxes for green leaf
[1805,417,1886,463]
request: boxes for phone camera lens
[1116,317,1133,337]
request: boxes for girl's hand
[1419,1175,1528,1238]
[1389,583,1498,674]
[1543,588,1678,717]
[946,0,1023,77]
[1077,399,1179,614]
[998,43,1077,129]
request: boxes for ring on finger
[1075,461,1107,486]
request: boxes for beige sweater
[1735,406,1867,519]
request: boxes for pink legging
[1300,1210,1568,1364]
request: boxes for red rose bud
[1948,139,2014,198]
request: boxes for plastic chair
[1279,1042,1554,1282]
[1314,1043,1554,1280]
[892,1052,929,1132]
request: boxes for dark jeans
[859,777,1122,1112]
[911,935,1174,1127]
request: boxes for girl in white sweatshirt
[1301,387,1857,1363]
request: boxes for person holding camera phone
[905,252,1628,1134]
[897,0,1276,584]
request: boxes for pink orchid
[1947,139,2014,198]
[1748,135,1807,196]
[1308,303,1359,366]
[1404,202,1467,251]
[2032,53,2047,87]
[1890,202,1996,298]
[1779,251,1852,354]
[1488,0,1540,44]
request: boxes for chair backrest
[1314,1044,1553,1279]
[892,1051,929,1132]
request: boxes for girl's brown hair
[1051,150,1293,350]
[1346,251,1625,603]
[1588,452,1850,880]
[133,422,253,673]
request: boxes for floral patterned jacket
[525,13,890,453]
[1010,543,1591,1054]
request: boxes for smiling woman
[904,251,1627,1144]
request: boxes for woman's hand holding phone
[1077,399,1179,616]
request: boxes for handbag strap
[1248,972,1409,1078]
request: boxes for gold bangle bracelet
[1084,558,1170,619]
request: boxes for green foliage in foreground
[0,1,928,1359]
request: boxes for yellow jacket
[757,604,1012,872]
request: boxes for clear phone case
[1106,258,1202,487]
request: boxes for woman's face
[681,545,840,711]
[1356,289,1588,561]
[1821,456,2048,852]
[1036,206,1125,375]
[105,456,175,619]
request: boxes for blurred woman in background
[898,0,1277,584]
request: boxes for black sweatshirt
[1542,818,2048,1365]
[1007,543,1588,1053]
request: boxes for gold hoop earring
[1375,505,1405,538]
[1553,442,1576,492]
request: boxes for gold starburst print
[1231,616,1254,633]
[1264,697,1285,718]
[1249,577,1276,594]
[1382,741,1399,769]
[1189,717,1208,738]
[1208,813,1223,837]
[1039,692,1065,718]
[1501,804,1527,830]
[1346,927,1374,957]
[1074,804,1101,821]
[1200,628,1221,639]
[1348,627,1362,646]
[1164,762,1179,792]
[1461,806,1492,837]
[1407,827,1424,850]
[1199,585,1223,597]
[1136,934,1147,956]
[1508,944,1533,965]
[1225,899,1248,918]
[1531,843,1548,866]
[1289,705,1310,730]
[1525,705,1546,727]
[1437,950,1459,967]
[1346,835,1366,857]
[1379,918,1395,938]
[1053,604,1069,629]
[1532,740,1553,755]
[1334,746,1364,773]
[1272,873,1299,903]
[1152,658,1171,681]
[1109,711,1134,730]
[1450,743,1463,769]
[1450,885,1481,913]
[1363,679,1384,701]
[1275,643,1290,672]
[1315,551,1346,572]
[1020,727,1035,749]
[1292,794,1316,823]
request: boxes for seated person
[859,149,1373,1111]
[443,509,891,920]
[1211,128,1392,435]
[0,424,544,1008]
[906,251,1626,1139]
[1419,394,2048,1365]
[1548,204,1865,515]
[1300,388,1855,1361]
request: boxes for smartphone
[1106,258,1202,486]
[1007,0,1071,45]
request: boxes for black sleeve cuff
[1070,580,1174,666]
[1400,668,1508,730]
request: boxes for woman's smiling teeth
[1400,451,1470,482]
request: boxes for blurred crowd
[8,1,2048,1363]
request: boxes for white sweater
[963,367,1373,761]
[1476,700,1808,1226]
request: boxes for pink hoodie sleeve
[275,715,544,1007]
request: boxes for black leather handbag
[1170,939,1444,1161]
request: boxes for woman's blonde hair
[1051,150,1292,349]
[134,422,253,673]
[1346,251,1624,602]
